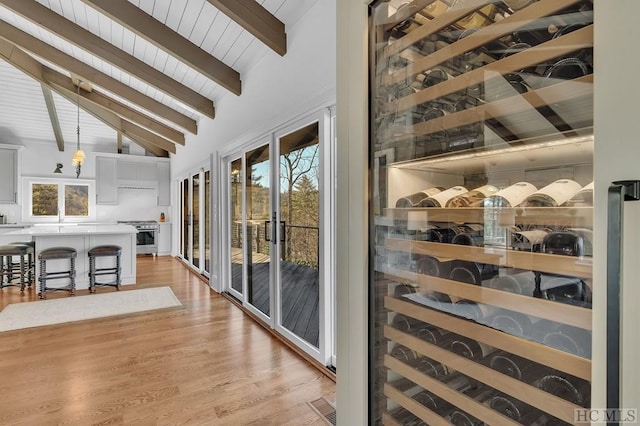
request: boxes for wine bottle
[486,350,549,382]
[390,343,420,364]
[414,390,454,416]
[503,0,537,11]
[395,187,445,207]
[484,181,538,207]
[450,232,484,246]
[566,227,593,256]
[541,230,586,257]
[530,319,592,358]
[416,324,451,346]
[446,184,499,207]
[393,282,418,298]
[415,355,454,378]
[420,185,468,207]
[510,229,549,252]
[565,181,594,206]
[416,255,452,277]
[539,274,591,307]
[544,57,591,81]
[488,309,536,338]
[449,335,496,360]
[489,393,551,424]
[391,313,426,333]
[449,260,498,285]
[522,179,582,207]
[457,3,496,30]
[421,291,455,313]
[488,271,536,295]
[426,224,476,243]
[448,410,483,426]
[453,299,496,322]
[533,371,591,407]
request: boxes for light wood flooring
[0,256,335,425]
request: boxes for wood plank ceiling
[0,0,313,157]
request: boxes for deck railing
[231,221,319,268]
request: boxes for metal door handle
[607,180,640,420]
[280,221,286,242]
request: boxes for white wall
[0,139,163,224]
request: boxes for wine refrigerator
[367,0,605,424]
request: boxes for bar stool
[38,247,77,299]
[88,245,122,293]
[0,244,34,292]
[8,241,35,286]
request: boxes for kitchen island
[2,224,137,290]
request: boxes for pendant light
[71,81,85,178]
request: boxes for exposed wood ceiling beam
[0,35,183,146]
[43,69,185,145]
[0,20,198,133]
[80,0,241,96]
[0,38,171,156]
[207,0,287,56]
[116,132,122,154]
[40,84,65,151]
[79,99,170,157]
[0,0,215,119]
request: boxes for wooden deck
[231,248,320,348]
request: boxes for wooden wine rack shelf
[385,296,591,381]
[380,74,593,147]
[382,0,583,83]
[382,265,592,330]
[382,206,593,227]
[384,383,454,426]
[385,237,593,279]
[385,326,583,423]
[381,411,403,426]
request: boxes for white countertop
[5,224,137,236]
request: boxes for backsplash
[97,188,169,223]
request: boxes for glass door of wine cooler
[369,0,593,424]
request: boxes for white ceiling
[0,0,318,153]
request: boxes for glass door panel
[192,173,200,269]
[229,158,243,296]
[245,144,271,317]
[182,178,189,263]
[369,1,594,424]
[278,122,320,348]
[205,170,211,274]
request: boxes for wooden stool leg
[70,257,76,296]
[39,258,46,299]
[116,254,121,290]
[19,255,25,292]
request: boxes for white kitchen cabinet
[158,222,171,255]
[0,147,18,204]
[157,161,170,206]
[118,160,156,182]
[96,156,118,204]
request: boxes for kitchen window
[23,177,96,223]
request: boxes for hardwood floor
[0,256,335,425]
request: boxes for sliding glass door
[178,168,210,276]
[222,110,333,365]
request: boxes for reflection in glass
[245,145,270,316]
[192,173,200,269]
[64,185,89,216]
[205,170,211,273]
[32,184,58,216]
[230,159,243,295]
[279,122,320,348]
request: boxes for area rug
[0,287,182,332]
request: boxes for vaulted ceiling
[0,0,315,157]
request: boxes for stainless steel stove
[118,220,159,255]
